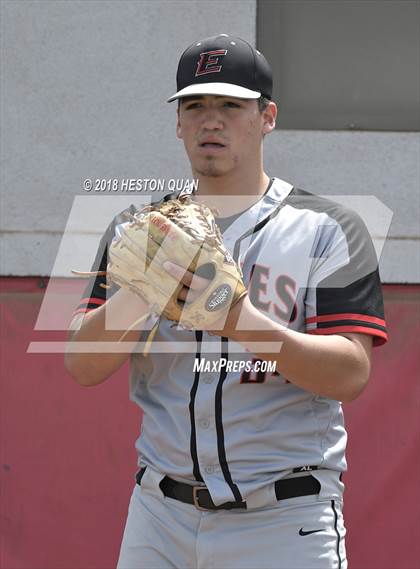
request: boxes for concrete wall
[1,0,418,282]
[264,130,419,283]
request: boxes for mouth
[198,141,227,151]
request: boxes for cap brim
[167,82,261,102]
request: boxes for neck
[195,169,270,197]
[191,165,271,216]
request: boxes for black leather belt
[135,468,320,511]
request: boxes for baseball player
[66,34,388,569]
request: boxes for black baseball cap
[167,34,272,102]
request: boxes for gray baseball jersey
[76,177,387,508]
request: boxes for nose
[200,107,224,130]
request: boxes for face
[176,95,276,178]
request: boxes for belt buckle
[192,486,210,511]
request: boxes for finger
[163,261,209,291]
[178,286,190,302]
[189,272,210,291]
[178,286,201,304]
[163,261,192,285]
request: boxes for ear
[262,101,277,135]
[176,108,183,139]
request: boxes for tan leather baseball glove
[106,195,247,330]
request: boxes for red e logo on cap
[195,50,227,76]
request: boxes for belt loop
[192,486,210,511]
[135,467,146,485]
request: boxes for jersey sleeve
[304,204,388,347]
[72,205,137,318]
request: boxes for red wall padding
[1,278,419,569]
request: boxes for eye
[184,101,202,110]
[224,101,241,108]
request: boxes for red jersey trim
[79,297,106,307]
[307,325,388,346]
[305,313,386,327]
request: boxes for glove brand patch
[205,284,233,311]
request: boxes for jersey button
[205,465,215,474]
[199,419,210,429]
[203,375,214,384]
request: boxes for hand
[163,260,250,337]
[162,261,211,304]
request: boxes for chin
[196,167,227,178]
[194,158,233,178]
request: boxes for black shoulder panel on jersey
[286,187,380,282]
[286,189,388,345]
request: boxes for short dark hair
[257,96,270,113]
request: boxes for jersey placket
[192,350,241,506]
